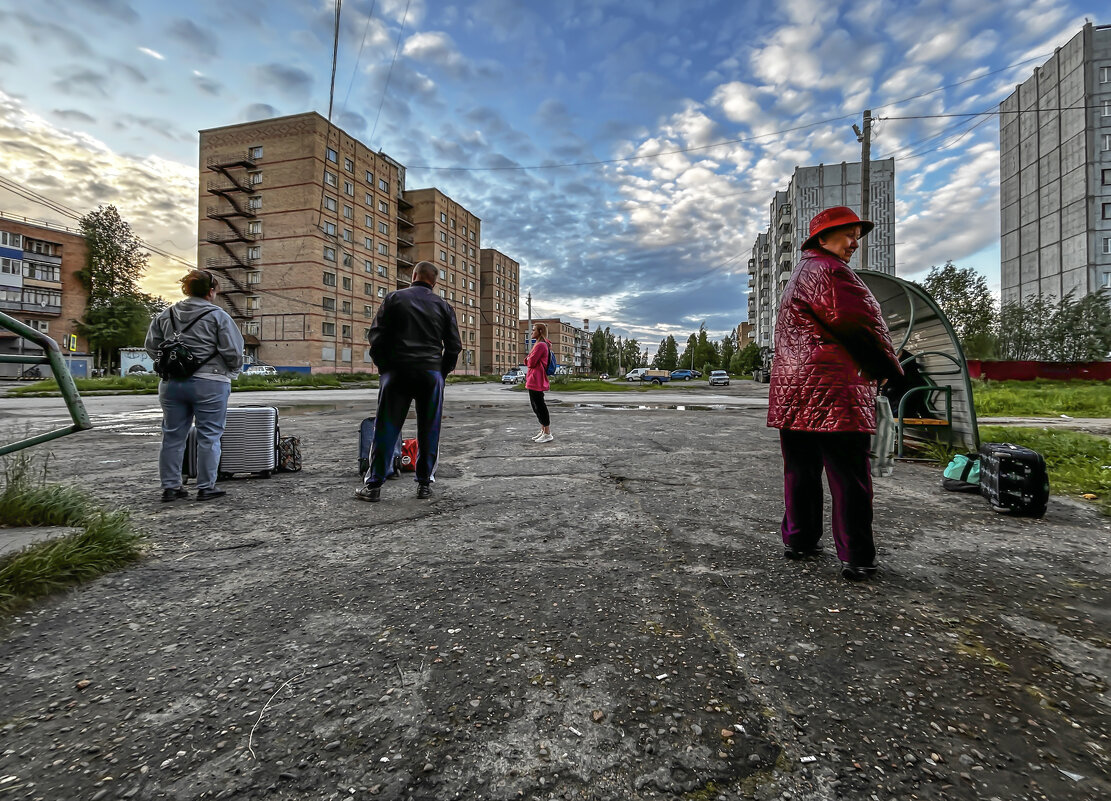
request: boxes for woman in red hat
[766,206,903,581]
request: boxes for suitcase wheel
[256,470,272,479]
[217,471,232,481]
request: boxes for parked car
[640,369,671,385]
[625,367,649,381]
[670,369,696,381]
[243,364,277,376]
[501,369,524,384]
[708,370,729,386]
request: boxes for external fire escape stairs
[203,152,259,322]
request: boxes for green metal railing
[0,310,93,455]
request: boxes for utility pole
[617,336,623,375]
[853,109,872,272]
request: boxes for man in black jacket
[356,261,462,501]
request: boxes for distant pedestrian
[355,261,462,502]
[525,322,553,443]
[767,207,903,581]
[145,269,244,502]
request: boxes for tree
[76,294,159,368]
[79,205,149,308]
[919,262,997,358]
[731,342,761,376]
[620,338,640,372]
[652,336,679,370]
[590,328,607,372]
[678,333,697,371]
[997,290,1111,361]
[694,323,719,371]
[719,332,736,372]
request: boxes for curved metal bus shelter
[857,270,979,458]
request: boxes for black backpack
[154,307,218,380]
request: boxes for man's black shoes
[355,485,381,502]
[417,484,432,499]
[196,488,227,502]
[784,545,823,560]
[161,487,189,503]
[841,562,879,582]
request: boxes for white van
[625,368,649,381]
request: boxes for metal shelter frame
[0,311,93,456]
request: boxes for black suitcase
[979,442,1049,518]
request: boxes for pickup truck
[640,369,671,385]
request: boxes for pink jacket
[525,339,550,391]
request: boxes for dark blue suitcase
[979,442,1049,518]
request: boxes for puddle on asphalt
[567,403,728,411]
[275,403,341,416]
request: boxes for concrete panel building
[0,216,90,378]
[479,248,520,374]
[999,22,1111,303]
[748,159,896,348]
[401,188,482,374]
[198,112,406,372]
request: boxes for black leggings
[528,389,550,427]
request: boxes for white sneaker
[536,433,554,443]
[531,431,544,441]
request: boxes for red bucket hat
[801,206,873,251]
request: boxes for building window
[440,231,447,243]
[440,212,447,223]
[1104,237,1111,255]
[364,305,374,317]
[323,271,337,286]
[378,178,389,192]
[324,247,336,262]
[1104,134,1111,152]
[379,200,389,213]
[324,196,337,211]
[377,264,387,275]
[1102,66,1111,84]
[343,205,353,219]
[378,221,389,235]
[322,322,336,336]
[439,250,447,262]
[248,220,262,234]
[324,170,338,186]
[343,253,352,267]
[1104,202,1111,220]
[366,214,374,227]
[344,157,354,172]
[244,320,260,335]
[344,181,354,196]
[461,225,467,236]
[439,268,447,279]
[440,289,446,298]
[247,196,262,210]
[247,246,260,259]
[249,171,262,185]
[450,236,456,247]
[377,287,386,298]
[247,271,261,284]
[342,276,352,290]
[246,296,260,311]
[377,243,389,255]
[364,327,372,341]
[1104,100,1111,118]
[470,230,475,241]
[365,282,374,295]
[249,146,263,159]
[1104,168,1111,185]
[366,171,374,183]
[450,219,456,229]
[365,237,373,249]
[323,221,336,236]
[0,232,21,248]
[365,260,373,273]
[365,192,374,205]
[343,228,353,242]
[323,297,336,311]
[0,257,20,274]
[326,147,338,163]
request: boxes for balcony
[778,203,791,222]
[206,152,257,170]
[397,231,414,247]
[778,270,792,283]
[206,203,253,220]
[206,256,257,270]
[207,178,252,195]
[397,194,413,210]
[396,211,414,227]
[396,252,414,268]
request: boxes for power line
[341,0,377,113]
[326,0,342,123]
[369,0,410,147]
[880,103,1105,120]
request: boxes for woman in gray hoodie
[145,270,244,502]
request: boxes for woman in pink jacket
[767,207,902,582]
[525,322,554,443]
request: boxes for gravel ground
[0,383,1108,800]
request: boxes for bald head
[413,261,437,286]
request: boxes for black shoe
[196,487,227,502]
[784,545,823,560]
[841,562,879,582]
[416,484,432,499]
[355,485,381,502]
[161,487,189,503]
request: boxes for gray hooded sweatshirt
[145,297,245,382]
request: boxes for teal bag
[942,453,980,493]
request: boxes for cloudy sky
[0,0,1103,343]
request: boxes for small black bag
[155,307,218,380]
[277,435,302,472]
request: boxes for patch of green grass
[973,379,1111,418]
[0,455,144,615]
[7,372,383,396]
[979,425,1111,513]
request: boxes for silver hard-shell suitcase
[217,405,279,479]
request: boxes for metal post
[859,109,871,272]
[526,291,532,356]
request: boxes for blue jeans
[158,378,231,490]
[365,369,444,487]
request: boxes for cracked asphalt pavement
[0,381,1108,800]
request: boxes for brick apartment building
[198,112,508,374]
[0,215,90,378]
[479,248,520,374]
[519,317,592,374]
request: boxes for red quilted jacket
[767,250,902,433]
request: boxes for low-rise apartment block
[0,216,90,377]
[520,317,591,374]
